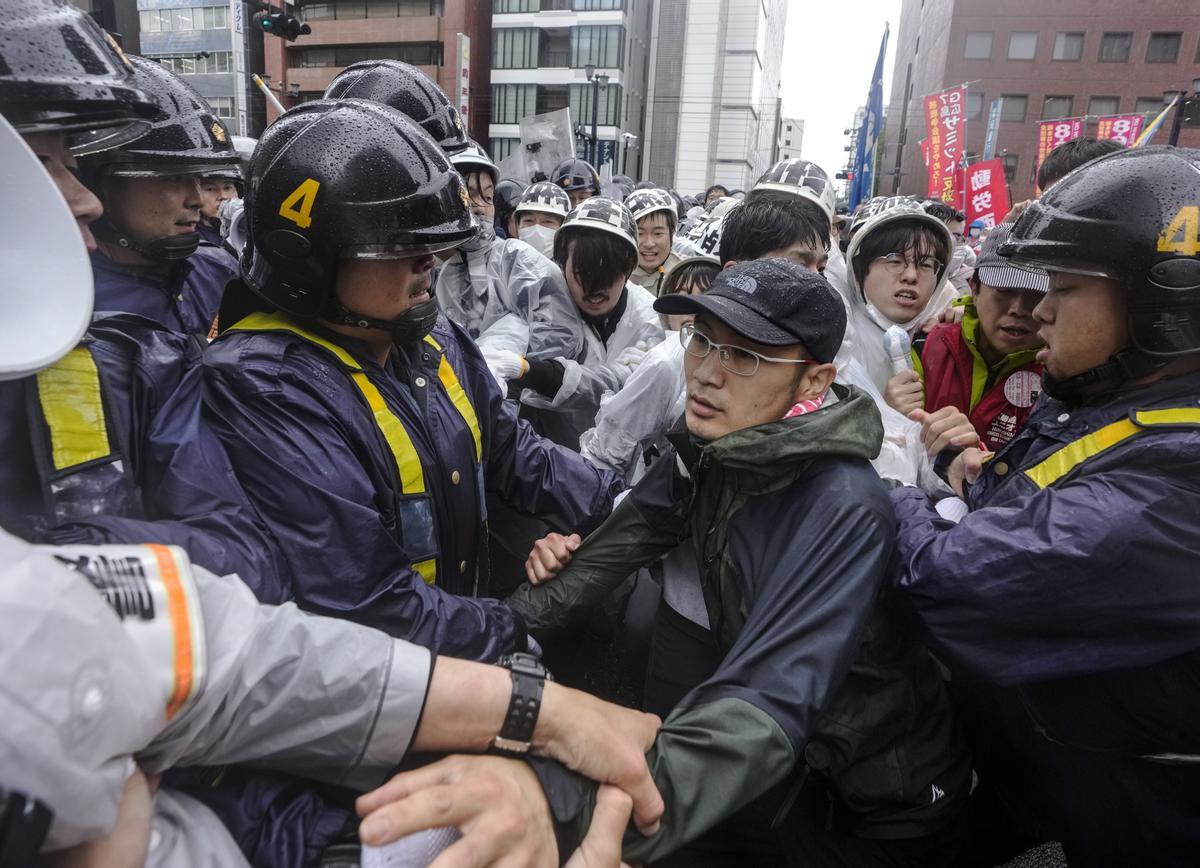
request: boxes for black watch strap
[493,652,547,754]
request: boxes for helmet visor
[343,238,469,260]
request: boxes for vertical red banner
[962,159,1011,228]
[923,86,965,202]
[1096,114,1145,146]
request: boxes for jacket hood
[703,383,883,480]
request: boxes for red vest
[919,316,1043,452]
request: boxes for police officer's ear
[722,259,738,270]
[969,274,981,301]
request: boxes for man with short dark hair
[702,183,729,207]
[719,195,830,270]
[509,258,970,866]
[1036,136,1124,192]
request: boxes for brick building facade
[262,0,492,138]
[883,0,1200,203]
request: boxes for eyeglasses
[872,251,945,279]
[680,323,815,377]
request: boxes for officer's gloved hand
[481,347,528,393]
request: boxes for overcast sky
[779,0,902,186]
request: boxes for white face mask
[519,224,556,259]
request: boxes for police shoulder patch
[43,543,207,721]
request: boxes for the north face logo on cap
[727,274,758,295]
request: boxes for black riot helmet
[82,55,240,262]
[1001,146,1200,398]
[239,99,473,342]
[0,0,156,153]
[494,177,524,235]
[323,60,469,155]
[553,158,601,195]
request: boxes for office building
[487,0,653,177]
[261,1,492,139]
[643,0,787,193]
[135,0,267,136]
[883,0,1200,201]
[778,117,804,161]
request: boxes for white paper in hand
[361,827,461,868]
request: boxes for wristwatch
[491,652,551,754]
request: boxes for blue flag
[850,26,889,210]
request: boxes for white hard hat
[0,115,93,380]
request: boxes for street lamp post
[585,65,608,167]
[1164,78,1200,147]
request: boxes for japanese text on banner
[923,86,965,202]
[1096,114,1145,146]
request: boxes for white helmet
[559,196,638,257]
[0,115,93,380]
[686,204,739,259]
[624,188,677,224]
[514,181,571,220]
[449,139,499,185]
[843,197,955,301]
[750,158,836,224]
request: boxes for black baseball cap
[654,258,846,363]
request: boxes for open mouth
[998,325,1032,339]
[893,289,919,306]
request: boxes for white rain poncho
[579,331,687,482]
[835,203,959,493]
[522,281,665,447]
[435,229,584,362]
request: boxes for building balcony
[284,62,439,93]
[286,15,440,47]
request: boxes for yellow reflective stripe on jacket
[229,312,426,495]
[423,335,482,462]
[36,347,111,471]
[1024,407,1200,489]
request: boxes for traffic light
[835,170,855,181]
[253,9,311,40]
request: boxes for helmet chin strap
[93,216,199,262]
[325,297,441,347]
[1041,345,1166,403]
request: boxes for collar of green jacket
[960,303,1040,376]
[699,383,883,485]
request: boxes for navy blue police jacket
[891,368,1200,867]
[202,311,623,662]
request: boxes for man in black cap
[494,258,971,865]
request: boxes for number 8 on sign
[279,178,321,229]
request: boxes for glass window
[367,0,397,16]
[966,91,984,120]
[171,8,193,30]
[1146,32,1181,63]
[208,97,234,119]
[306,48,336,67]
[493,29,539,69]
[1000,94,1027,122]
[1007,32,1038,60]
[569,82,621,126]
[1042,95,1073,119]
[490,137,519,161]
[335,46,369,66]
[1088,96,1120,116]
[571,25,624,68]
[304,4,337,19]
[139,11,159,32]
[396,0,442,12]
[1135,97,1164,115]
[336,1,367,18]
[491,84,537,124]
[573,0,622,8]
[1099,32,1132,62]
[1052,32,1083,61]
[1001,154,1019,185]
[964,31,992,59]
[494,0,539,10]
